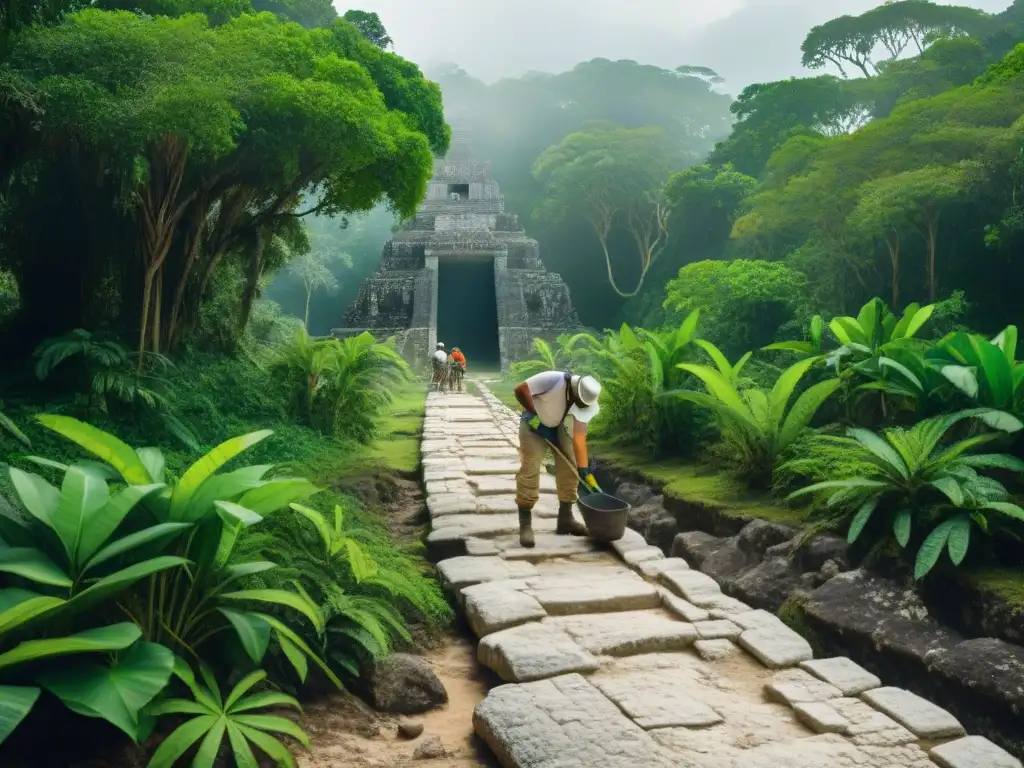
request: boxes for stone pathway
[423,382,1021,768]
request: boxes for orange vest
[452,351,466,365]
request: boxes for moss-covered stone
[778,593,826,657]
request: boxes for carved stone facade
[332,120,580,371]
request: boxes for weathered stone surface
[438,556,537,596]
[368,654,448,714]
[732,556,807,612]
[426,493,477,517]
[501,533,599,562]
[627,496,677,552]
[616,482,656,506]
[791,697,918,746]
[800,657,881,697]
[412,735,446,759]
[658,588,711,623]
[701,594,752,616]
[463,583,546,637]
[473,674,677,768]
[622,546,664,566]
[637,556,690,579]
[694,638,737,661]
[465,458,522,475]
[930,736,1023,768]
[477,495,558,517]
[529,574,660,616]
[861,687,966,740]
[794,533,850,573]
[478,623,599,683]
[732,609,787,632]
[472,474,556,495]
[593,669,723,729]
[765,669,843,706]
[547,610,697,656]
[659,569,722,603]
[728,733,935,768]
[693,619,741,640]
[670,530,724,567]
[739,626,814,668]
[610,527,649,556]
[737,519,801,555]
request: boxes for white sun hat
[568,374,601,424]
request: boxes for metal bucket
[577,492,630,543]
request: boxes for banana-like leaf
[969,335,1013,408]
[37,641,174,741]
[83,522,191,575]
[7,467,59,532]
[64,556,189,616]
[877,357,923,393]
[0,548,71,588]
[35,415,153,485]
[169,431,273,522]
[894,303,935,340]
[218,609,271,663]
[939,364,978,398]
[915,519,955,579]
[182,464,274,522]
[0,589,65,635]
[778,378,842,449]
[78,484,166,567]
[236,479,320,517]
[0,686,40,745]
[693,340,734,379]
[135,448,166,485]
[0,623,141,672]
[52,466,109,564]
[768,357,817,429]
[674,364,758,432]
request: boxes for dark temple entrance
[436,258,500,368]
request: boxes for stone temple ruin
[332,121,580,371]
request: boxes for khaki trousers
[515,421,578,510]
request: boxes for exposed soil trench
[296,473,497,768]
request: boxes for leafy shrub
[786,409,1024,578]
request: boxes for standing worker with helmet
[513,371,602,547]
[431,342,448,391]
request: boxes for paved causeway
[424,383,1021,768]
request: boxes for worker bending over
[513,370,602,547]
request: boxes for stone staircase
[422,382,1020,768]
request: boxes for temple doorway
[436,258,500,369]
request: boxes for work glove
[578,466,602,493]
[522,411,559,444]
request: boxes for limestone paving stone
[422,468,467,482]
[732,609,788,632]
[930,736,1023,768]
[693,619,742,640]
[861,686,966,740]
[426,493,477,518]
[478,622,600,683]
[701,594,753,616]
[610,528,650,556]
[437,556,538,596]
[792,697,918,747]
[500,534,600,562]
[694,638,738,661]
[465,458,523,475]
[738,625,814,668]
[800,657,881,696]
[622,546,665,567]
[659,569,722,603]
[477,495,559,517]
[464,537,500,556]
[593,668,723,729]
[425,479,472,497]
[657,587,710,623]
[636,557,691,580]
[765,669,843,707]
[472,474,557,496]
[528,573,661,616]
[728,733,936,768]
[545,609,697,656]
[472,673,677,768]
[464,583,547,638]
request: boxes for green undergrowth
[346,381,427,475]
[778,594,827,656]
[483,376,520,412]
[590,439,805,527]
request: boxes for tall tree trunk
[926,207,939,303]
[886,229,900,311]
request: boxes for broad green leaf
[237,479,320,516]
[762,341,815,355]
[778,378,842,449]
[224,670,267,712]
[677,309,700,346]
[38,641,174,741]
[0,413,30,448]
[0,623,141,672]
[77,484,166,566]
[947,515,971,565]
[971,409,1023,434]
[915,520,955,579]
[674,363,757,431]
[134,448,166,485]
[969,336,1013,409]
[939,365,978,398]
[35,415,152,485]
[0,548,71,588]
[0,590,65,635]
[214,501,263,528]
[878,357,923,393]
[982,501,1024,521]
[221,590,323,633]
[993,325,1018,365]
[848,499,878,544]
[146,714,218,768]
[52,466,109,563]
[182,464,274,522]
[83,522,191,575]
[65,557,189,615]
[831,317,868,347]
[856,299,882,346]
[847,428,908,480]
[0,685,40,746]
[930,477,965,506]
[289,503,333,551]
[255,614,342,689]
[768,357,817,429]
[7,468,59,532]
[693,340,734,379]
[275,632,308,683]
[169,431,273,522]
[899,304,935,340]
[219,609,271,663]
[893,510,912,548]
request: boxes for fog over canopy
[344,0,1010,90]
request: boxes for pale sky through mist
[340,0,1011,93]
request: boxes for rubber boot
[556,501,588,537]
[518,508,535,548]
